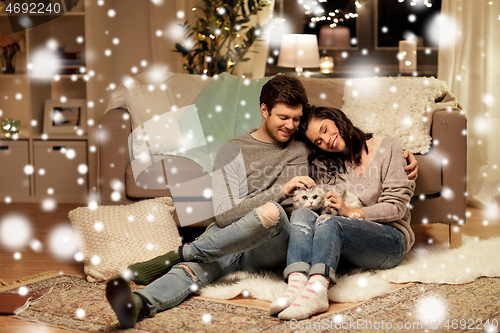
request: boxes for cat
[292,186,363,216]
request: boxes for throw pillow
[123,74,174,130]
[124,77,185,158]
[342,77,448,154]
[68,197,181,282]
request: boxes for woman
[270,106,416,320]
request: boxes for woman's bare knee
[256,202,280,226]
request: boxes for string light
[303,0,360,26]
[398,0,432,7]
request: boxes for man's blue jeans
[136,202,290,317]
[284,208,407,283]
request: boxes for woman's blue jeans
[284,207,407,283]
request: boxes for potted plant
[175,0,271,76]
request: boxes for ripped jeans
[284,207,406,283]
[136,202,290,317]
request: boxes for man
[105,75,418,328]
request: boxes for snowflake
[202,313,212,323]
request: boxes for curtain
[149,0,274,79]
[438,0,500,210]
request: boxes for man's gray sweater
[212,130,309,228]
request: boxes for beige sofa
[98,74,467,248]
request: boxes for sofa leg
[449,224,462,249]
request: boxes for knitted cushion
[342,77,449,154]
[68,197,181,282]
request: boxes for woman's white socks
[269,272,307,315]
[277,274,330,320]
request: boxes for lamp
[398,40,417,73]
[277,34,320,75]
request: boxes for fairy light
[303,0,360,25]
[398,0,432,7]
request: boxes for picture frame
[43,99,87,135]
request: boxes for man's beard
[264,121,293,143]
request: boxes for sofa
[98,73,467,248]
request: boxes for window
[377,0,442,48]
[301,0,359,49]
[266,0,442,76]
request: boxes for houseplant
[175,0,271,76]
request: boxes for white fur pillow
[123,77,186,158]
[68,197,182,282]
[342,77,448,154]
[123,74,174,130]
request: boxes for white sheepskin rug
[341,77,449,154]
[198,235,500,303]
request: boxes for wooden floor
[0,203,499,332]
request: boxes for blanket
[127,73,270,176]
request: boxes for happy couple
[105,74,417,327]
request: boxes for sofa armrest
[98,108,137,206]
[431,109,467,220]
[411,109,467,226]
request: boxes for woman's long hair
[297,105,372,180]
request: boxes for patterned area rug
[2,274,500,332]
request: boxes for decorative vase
[2,44,19,74]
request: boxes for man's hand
[282,176,316,197]
[403,151,418,182]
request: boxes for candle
[320,56,334,74]
[399,40,417,73]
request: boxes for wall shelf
[32,134,89,140]
[0,130,30,140]
[0,74,29,78]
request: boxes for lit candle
[320,56,334,74]
[399,40,417,73]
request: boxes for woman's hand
[325,191,350,216]
[326,191,365,218]
[403,151,418,182]
[282,176,316,197]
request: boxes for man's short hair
[259,75,308,113]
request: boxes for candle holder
[1,118,20,135]
[398,40,417,74]
[320,56,334,74]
